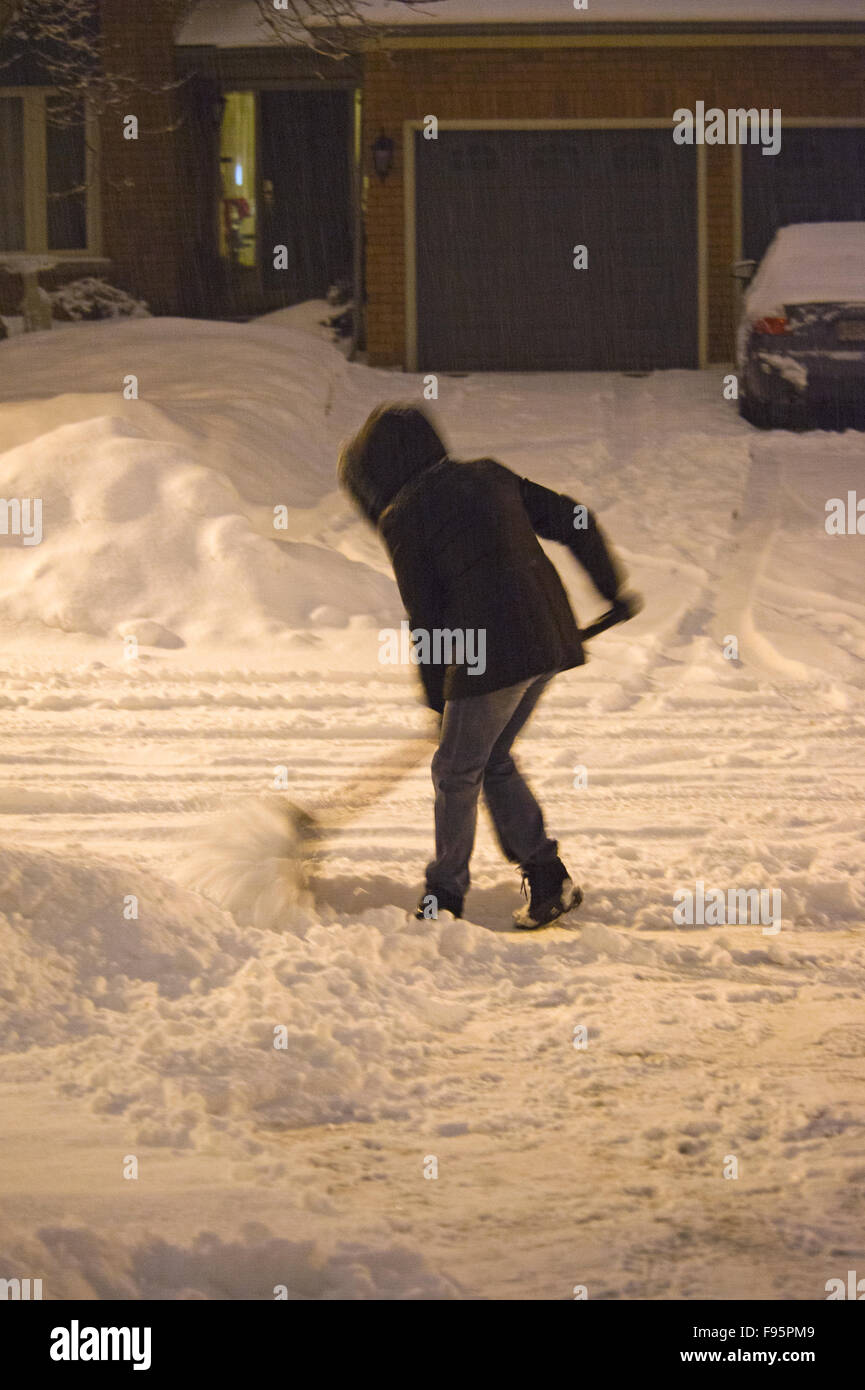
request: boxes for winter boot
[414,885,463,921]
[513,857,581,930]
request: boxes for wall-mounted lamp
[372,131,395,181]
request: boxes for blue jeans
[425,672,559,902]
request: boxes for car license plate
[836,320,865,341]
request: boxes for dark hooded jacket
[338,405,624,713]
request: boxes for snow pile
[2,841,491,1147]
[4,833,863,1162]
[744,222,865,319]
[0,410,395,643]
[0,316,359,505]
[256,297,353,353]
[0,843,248,1051]
[0,1224,462,1300]
[50,277,150,322]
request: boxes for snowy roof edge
[176,19,865,50]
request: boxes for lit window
[219,92,256,267]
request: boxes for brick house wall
[0,1,186,317]
[97,0,187,314]
[361,37,865,366]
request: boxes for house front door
[260,88,353,306]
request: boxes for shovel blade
[177,795,317,929]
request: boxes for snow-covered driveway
[1,317,863,1299]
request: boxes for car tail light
[752,316,790,335]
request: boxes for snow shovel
[175,725,438,929]
[177,602,636,928]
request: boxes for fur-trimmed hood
[337,404,448,526]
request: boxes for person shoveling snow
[338,404,642,929]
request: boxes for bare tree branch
[0,1,185,126]
[250,0,449,58]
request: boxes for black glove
[611,590,644,623]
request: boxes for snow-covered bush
[50,277,150,322]
[322,278,353,340]
[326,277,351,307]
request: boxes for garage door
[742,127,865,263]
[413,128,699,372]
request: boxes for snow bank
[0,321,398,643]
[0,316,362,503]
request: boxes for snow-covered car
[735,222,865,430]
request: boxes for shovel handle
[577,596,641,644]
